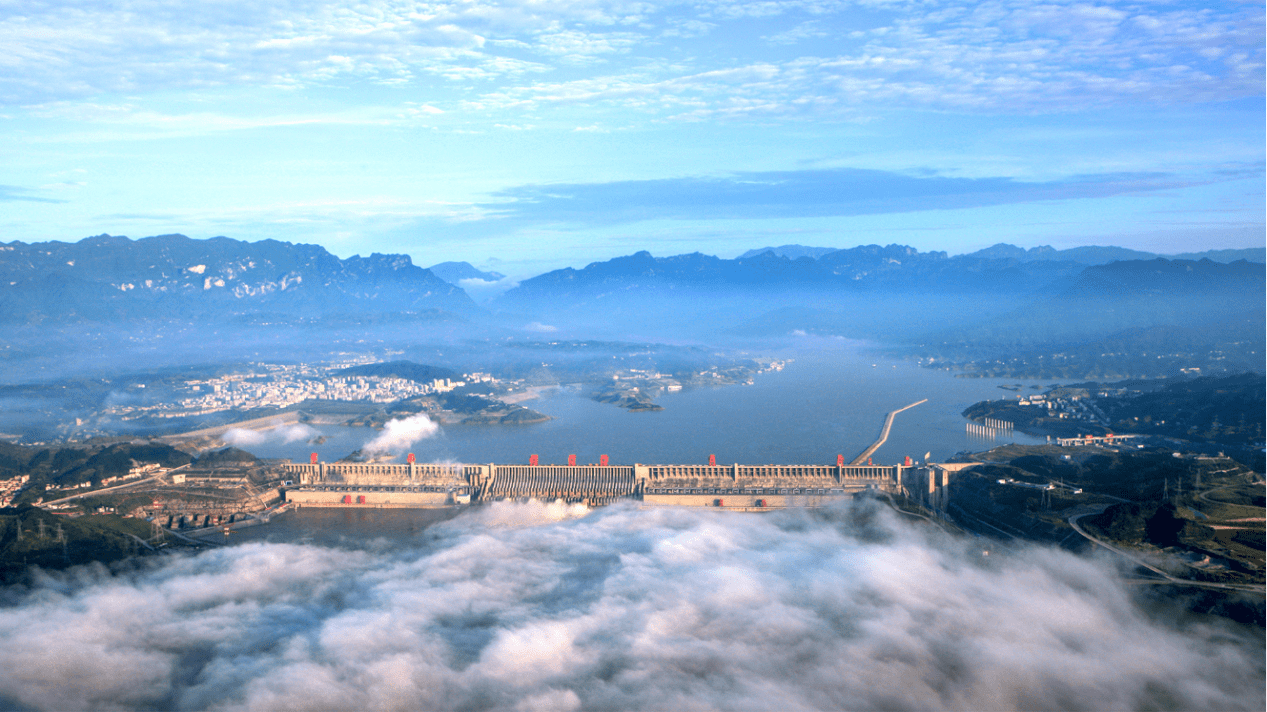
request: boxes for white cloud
[661,18,717,38]
[461,1,1264,117]
[400,102,444,117]
[362,413,442,454]
[0,1,653,104]
[223,422,320,447]
[0,1,1258,115]
[456,276,518,303]
[531,29,641,62]
[0,502,1259,710]
[764,21,832,45]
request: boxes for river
[216,339,1053,542]
[241,341,1050,466]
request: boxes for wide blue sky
[1,0,1262,276]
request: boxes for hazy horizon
[4,232,1263,284]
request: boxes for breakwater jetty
[849,399,928,466]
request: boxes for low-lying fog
[0,502,1261,711]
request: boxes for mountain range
[741,243,1265,265]
[2,235,1262,350]
[490,244,1264,378]
[0,234,474,324]
[0,233,1261,382]
[493,242,1265,312]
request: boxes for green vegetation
[963,373,1266,470]
[950,446,1264,586]
[925,322,1264,380]
[0,441,191,505]
[592,387,664,411]
[1098,373,1265,446]
[962,399,1090,438]
[380,390,551,425]
[0,506,165,580]
[195,446,259,466]
[1084,501,1213,547]
[457,407,552,425]
[335,360,460,383]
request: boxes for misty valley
[0,236,1263,711]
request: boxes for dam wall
[281,457,908,509]
[485,465,635,505]
[279,399,930,509]
[286,486,464,508]
[637,463,898,488]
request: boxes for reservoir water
[242,339,1048,468]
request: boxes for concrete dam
[279,400,943,510]
[281,453,928,510]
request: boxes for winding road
[1068,508,1263,594]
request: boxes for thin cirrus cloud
[0,185,66,204]
[0,0,646,104]
[0,1,1258,115]
[470,7,1264,119]
[477,168,1205,226]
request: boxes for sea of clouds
[0,500,1261,711]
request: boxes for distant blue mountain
[737,245,841,260]
[1068,257,1265,297]
[495,246,1265,347]
[497,243,1084,308]
[965,243,1156,264]
[1168,247,1265,263]
[428,261,506,284]
[0,234,477,324]
[964,243,1265,265]
[499,239,1261,311]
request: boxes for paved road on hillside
[1069,509,1263,594]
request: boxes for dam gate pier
[281,455,950,510]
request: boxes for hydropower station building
[281,452,955,510]
[278,400,957,510]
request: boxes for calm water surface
[229,341,1052,543]
[246,340,1047,466]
